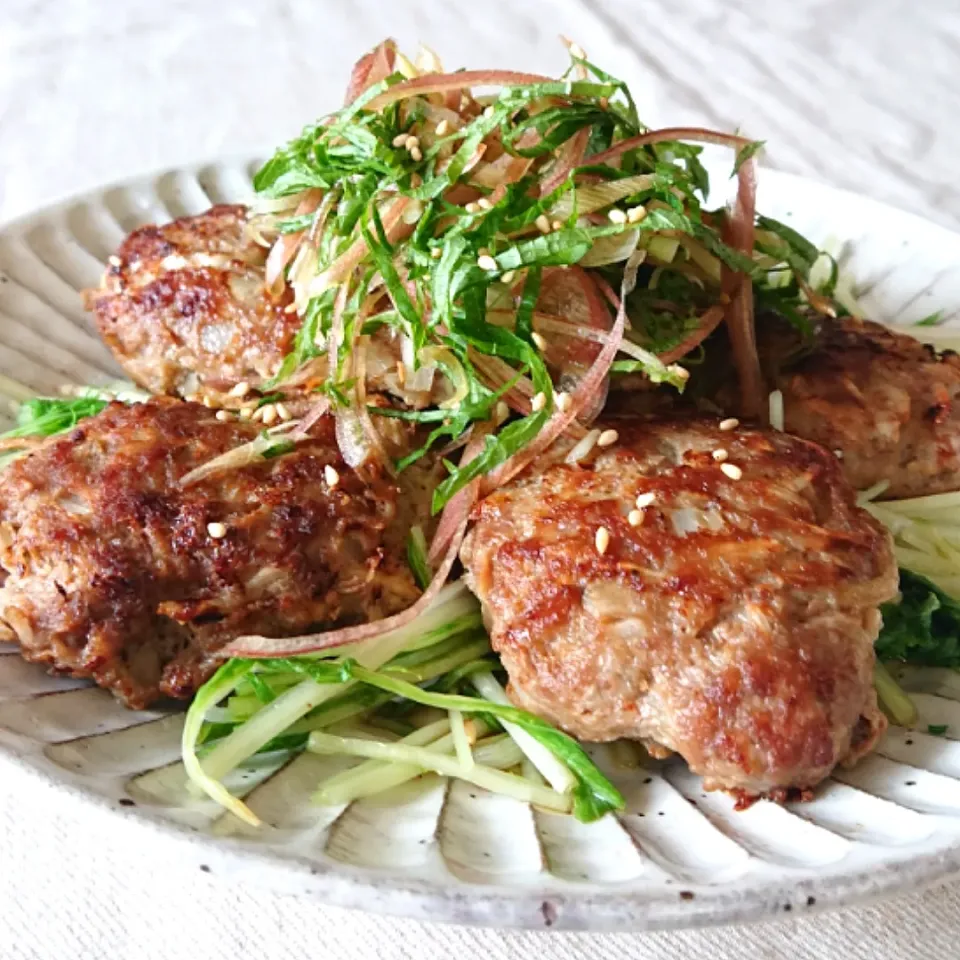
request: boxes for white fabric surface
[1,1,959,956]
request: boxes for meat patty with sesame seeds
[84,205,299,402]
[460,418,898,799]
[0,398,423,708]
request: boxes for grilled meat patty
[758,315,960,499]
[461,418,897,799]
[613,314,960,499]
[0,399,420,708]
[85,205,298,402]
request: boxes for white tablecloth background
[2,1,959,956]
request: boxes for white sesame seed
[262,404,279,425]
[627,206,646,223]
[597,429,619,448]
[495,400,510,425]
[608,208,627,224]
[535,214,551,234]
[712,448,729,462]
[627,509,645,527]
[409,146,423,162]
[551,220,564,232]
[834,449,844,460]
[477,254,498,271]
[635,492,655,509]
[720,463,743,480]
[719,417,740,431]
[565,429,600,465]
[466,202,480,214]
[228,381,251,399]
[569,41,587,59]
[768,389,784,432]
[404,134,420,150]
[207,522,227,539]
[430,247,442,259]
[276,402,292,421]
[324,464,340,488]
[392,133,409,147]
[531,332,548,351]
[202,396,216,408]
[108,255,122,267]
[435,119,450,136]
[477,197,493,211]
[483,106,495,118]
[531,392,547,412]
[252,406,266,422]
[556,392,572,413]
[501,270,516,284]
[239,407,253,420]
[595,526,610,555]
[215,410,232,422]
[184,393,199,403]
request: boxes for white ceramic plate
[2,158,960,932]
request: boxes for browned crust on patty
[0,398,419,707]
[85,205,298,401]
[766,316,960,499]
[461,418,897,797]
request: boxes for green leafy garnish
[4,396,109,439]
[929,724,948,736]
[877,569,960,667]
[247,46,835,506]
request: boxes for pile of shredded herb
[248,39,840,515]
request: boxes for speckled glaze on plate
[2,159,960,932]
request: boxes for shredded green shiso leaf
[250,42,835,513]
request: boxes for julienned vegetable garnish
[244,40,838,531]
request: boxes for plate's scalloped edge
[7,740,960,933]
[0,152,267,234]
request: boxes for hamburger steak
[461,418,899,799]
[758,315,960,499]
[85,205,299,402]
[0,398,421,708]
